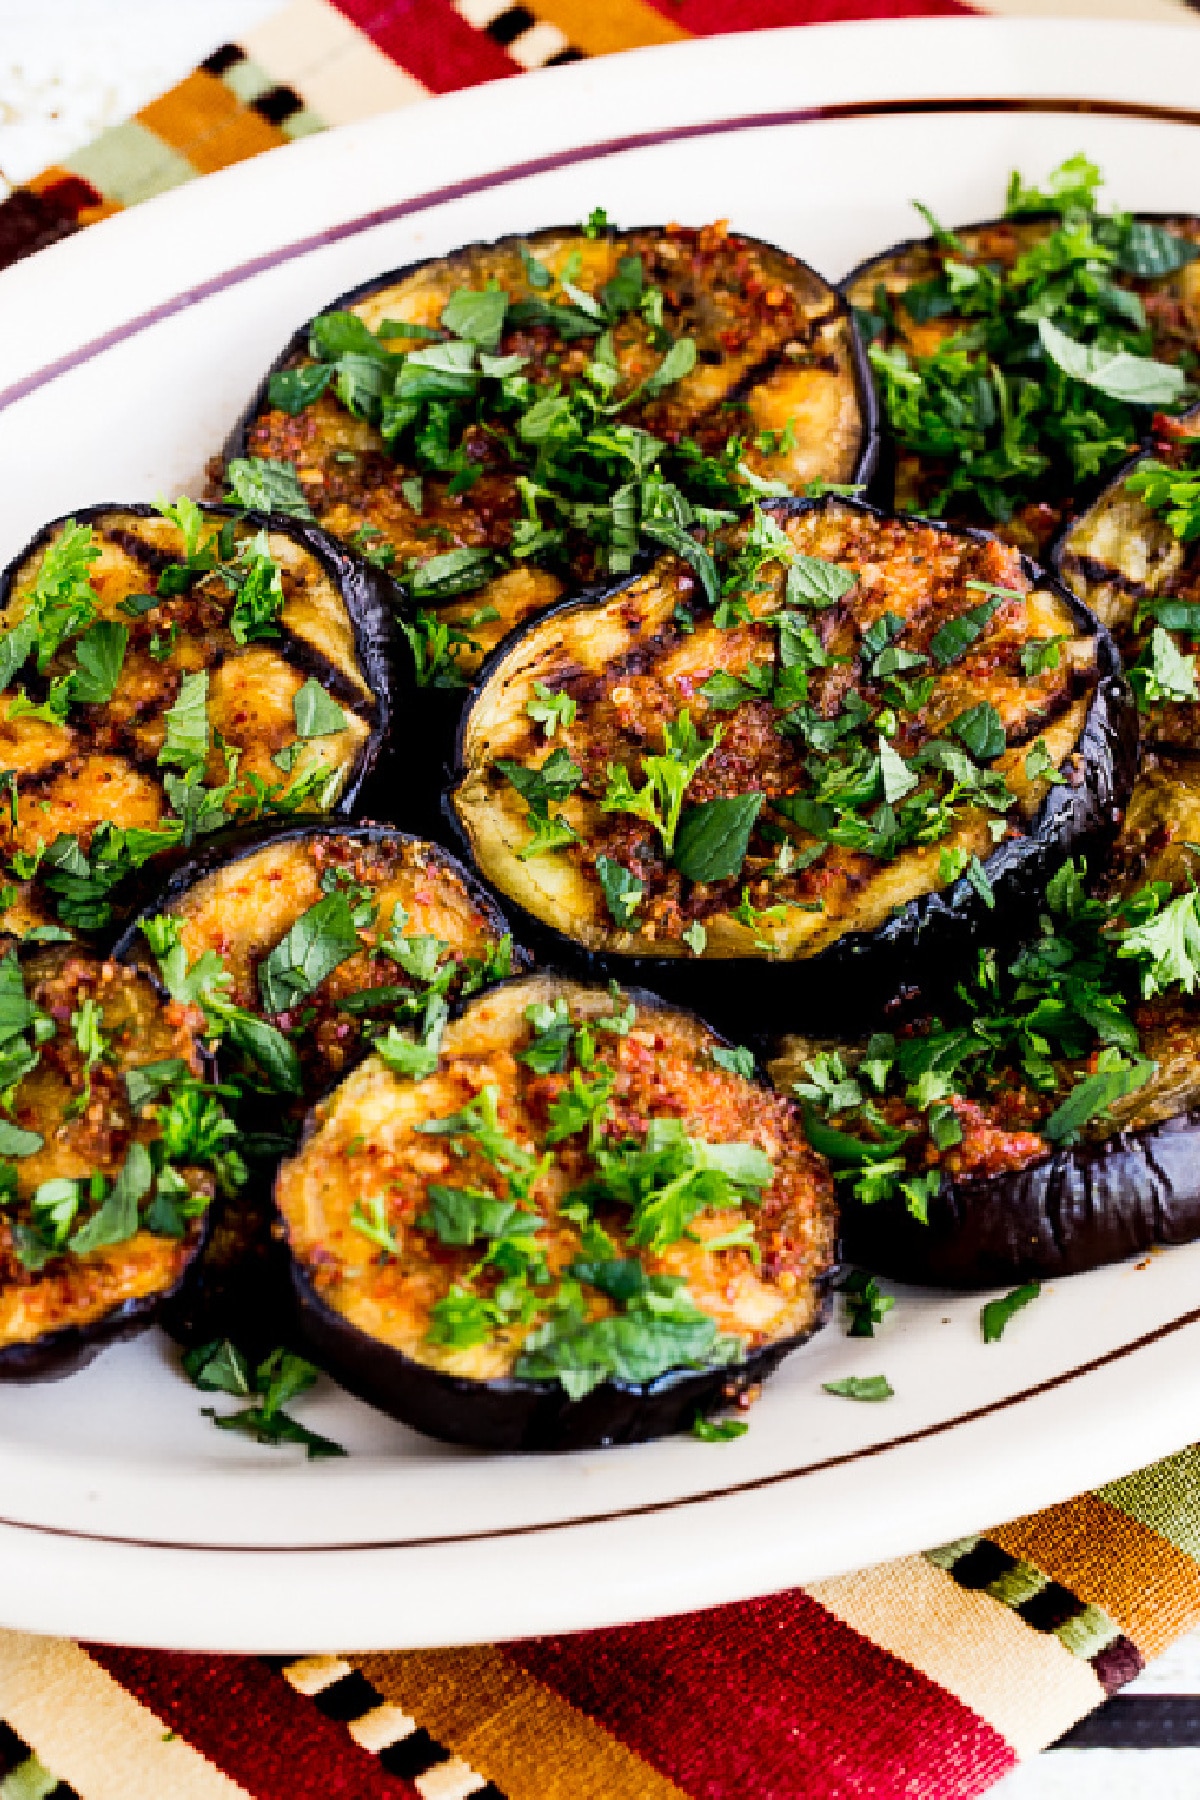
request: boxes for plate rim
[4,13,1200,1645]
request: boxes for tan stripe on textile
[355,1647,689,1800]
[993,1494,1200,1659]
[0,1632,250,1800]
[808,1555,1103,1759]
[977,0,1195,21]
[523,0,688,55]
[241,0,429,124]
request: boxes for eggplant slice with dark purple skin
[0,945,234,1380]
[769,852,1200,1288]
[842,187,1200,557]
[448,496,1135,1040]
[221,219,877,684]
[115,823,525,1353]
[275,973,836,1451]
[0,502,394,940]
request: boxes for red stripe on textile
[85,1647,419,1800]
[509,1590,1014,1800]
[641,0,970,27]
[330,0,519,92]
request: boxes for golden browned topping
[240,222,865,672]
[455,500,1096,961]
[156,830,514,1106]
[276,977,835,1387]
[846,172,1200,554]
[0,949,228,1352]
[0,506,379,936]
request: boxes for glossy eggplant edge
[840,1105,1200,1290]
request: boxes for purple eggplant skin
[840,1110,1200,1289]
[0,1234,209,1382]
[444,497,1140,1044]
[275,974,837,1450]
[290,1270,818,1451]
[112,821,532,1357]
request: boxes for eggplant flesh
[228,223,876,671]
[0,948,213,1379]
[113,822,525,1353]
[275,974,836,1449]
[1056,405,1200,753]
[844,214,1200,553]
[0,503,393,937]
[449,496,1134,1037]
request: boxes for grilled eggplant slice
[115,823,524,1352]
[0,945,228,1379]
[0,503,393,937]
[770,867,1200,1287]
[225,221,876,677]
[276,973,835,1449]
[844,199,1200,555]
[449,497,1134,1038]
[1056,404,1200,748]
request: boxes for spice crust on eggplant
[0,946,221,1379]
[770,868,1200,1288]
[114,823,524,1352]
[275,974,835,1449]
[449,496,1133,1035]
[844,197,1200,556]
[0,503,392,936]
[226,221,876,674]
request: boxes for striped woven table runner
[3,1444,1200,1795]
[5,1,1200,1794]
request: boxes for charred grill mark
[102,527,176,578]
[1001,667,1095,749]
[1060,552,1153,601]
[276,627,378,718]
[693,342,800,421]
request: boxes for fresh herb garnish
[822,1374,894,1401]
[981,1281,1041,1342]
[183,1340,346,1459]
[692,1414,749,1442]
[864,156,1197,527]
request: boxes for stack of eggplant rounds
[220,220,878,820]
[12,178,1200,1452]
[0,498,396,1375]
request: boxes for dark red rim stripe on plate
[3,94,1200,416]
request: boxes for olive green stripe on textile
[0,1718,74,1799]
[1099,1446,1200,1562]
[924,1539,1137,1689]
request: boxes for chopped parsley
[822,1374,894,1401]
[183,1340,346,1459]
[792,859,1200,1213]
[393,993,775,1397]
[861,156,1197,528]
[981,1281,1041,1343]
